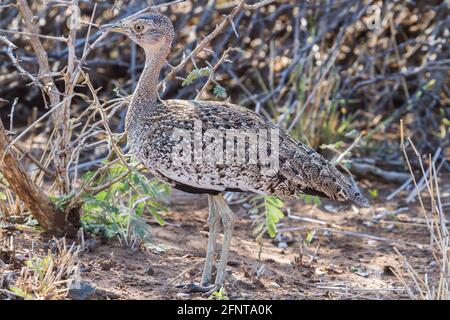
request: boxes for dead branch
[0,120,79,235]
[348,161,410,183]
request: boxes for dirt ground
[1,176,449,300]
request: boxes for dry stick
[348,161,411,184]
[16,0,69,193]
[12,144,56,178]
[405,147,442,203]
[0,28,67,42]
[9,98,18,132]
[0,36,40,87]
[0,121,79,235]
[195,47,233,99]
[56,0,81,193]
[332,133,363,165]
[278,224,425,248]
[6,94,75,151]
[84,72,131,171]
[166,259,205,287]
[68,3,99,187]
[243,0,278,11]
[159,0,246,89]
[218,0,278,10]
[117,0,187,24]
[82,169,131,195]
[34,126,57,186]
[15,0,62,109]
[399,120,444,254]
[386,176,413,201]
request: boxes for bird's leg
[200,195,219,286]
[186,195,219,293]
[209,195,235,293]
[186,194,235,294]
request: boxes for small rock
[14,254,26,262]
[362,220,373,227]
[277,241,288,249]
[269,281,281,288]
[99,260,114,271]
[68,281,96,300]
[235,279,257,290]
[144,266,155,276]
[84,239,101,252]
[80,266,91,273]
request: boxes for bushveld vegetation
[0,0,448,300]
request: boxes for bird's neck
[126,48,167,133]
[131,49,166,109]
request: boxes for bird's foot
[203,284,223,296]
[183,282,224,296]
[184,282,216,293]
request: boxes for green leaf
[304,230,315,245]
[312,196,321,206]
[266,219,277,238]
[9,287,33,300]
[266,196,284,208]
[151,210,165,226]
[266,205,284,222]
[213,85,227,98]
[369,189,378,198]
[182,67,211,86]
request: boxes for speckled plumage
[118,12,369,208]
[105,11,370,293]
[127,99,369,206]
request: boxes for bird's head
[101,12,174,54]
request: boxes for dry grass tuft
[393,121,449,299]
[1,238,80,300]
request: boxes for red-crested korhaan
[102,12,369,294]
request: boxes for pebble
[68,281,97,300]
[145,266,155,276]
[277,241,288,249]
[324,205,337,213]
[269,282,281,288]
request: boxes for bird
[101,12,370,294]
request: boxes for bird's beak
[100,22,126,34]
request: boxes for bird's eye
[134,24,145,33]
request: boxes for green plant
[304,230,316,246]
[213,84,227,98]
[369,189,379,198]
[182,67,211,86]
[8,239,80,300]
[80,163,171,248]
[283,65,355,150]
[297,194,321,206]
[208,286,229,300]
[250,195,285,239]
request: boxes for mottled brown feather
[116,12,369,207]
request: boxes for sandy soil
[1,176,449,300]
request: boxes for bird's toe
[184,283,216,293]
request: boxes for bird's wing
[144,99,369,207]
